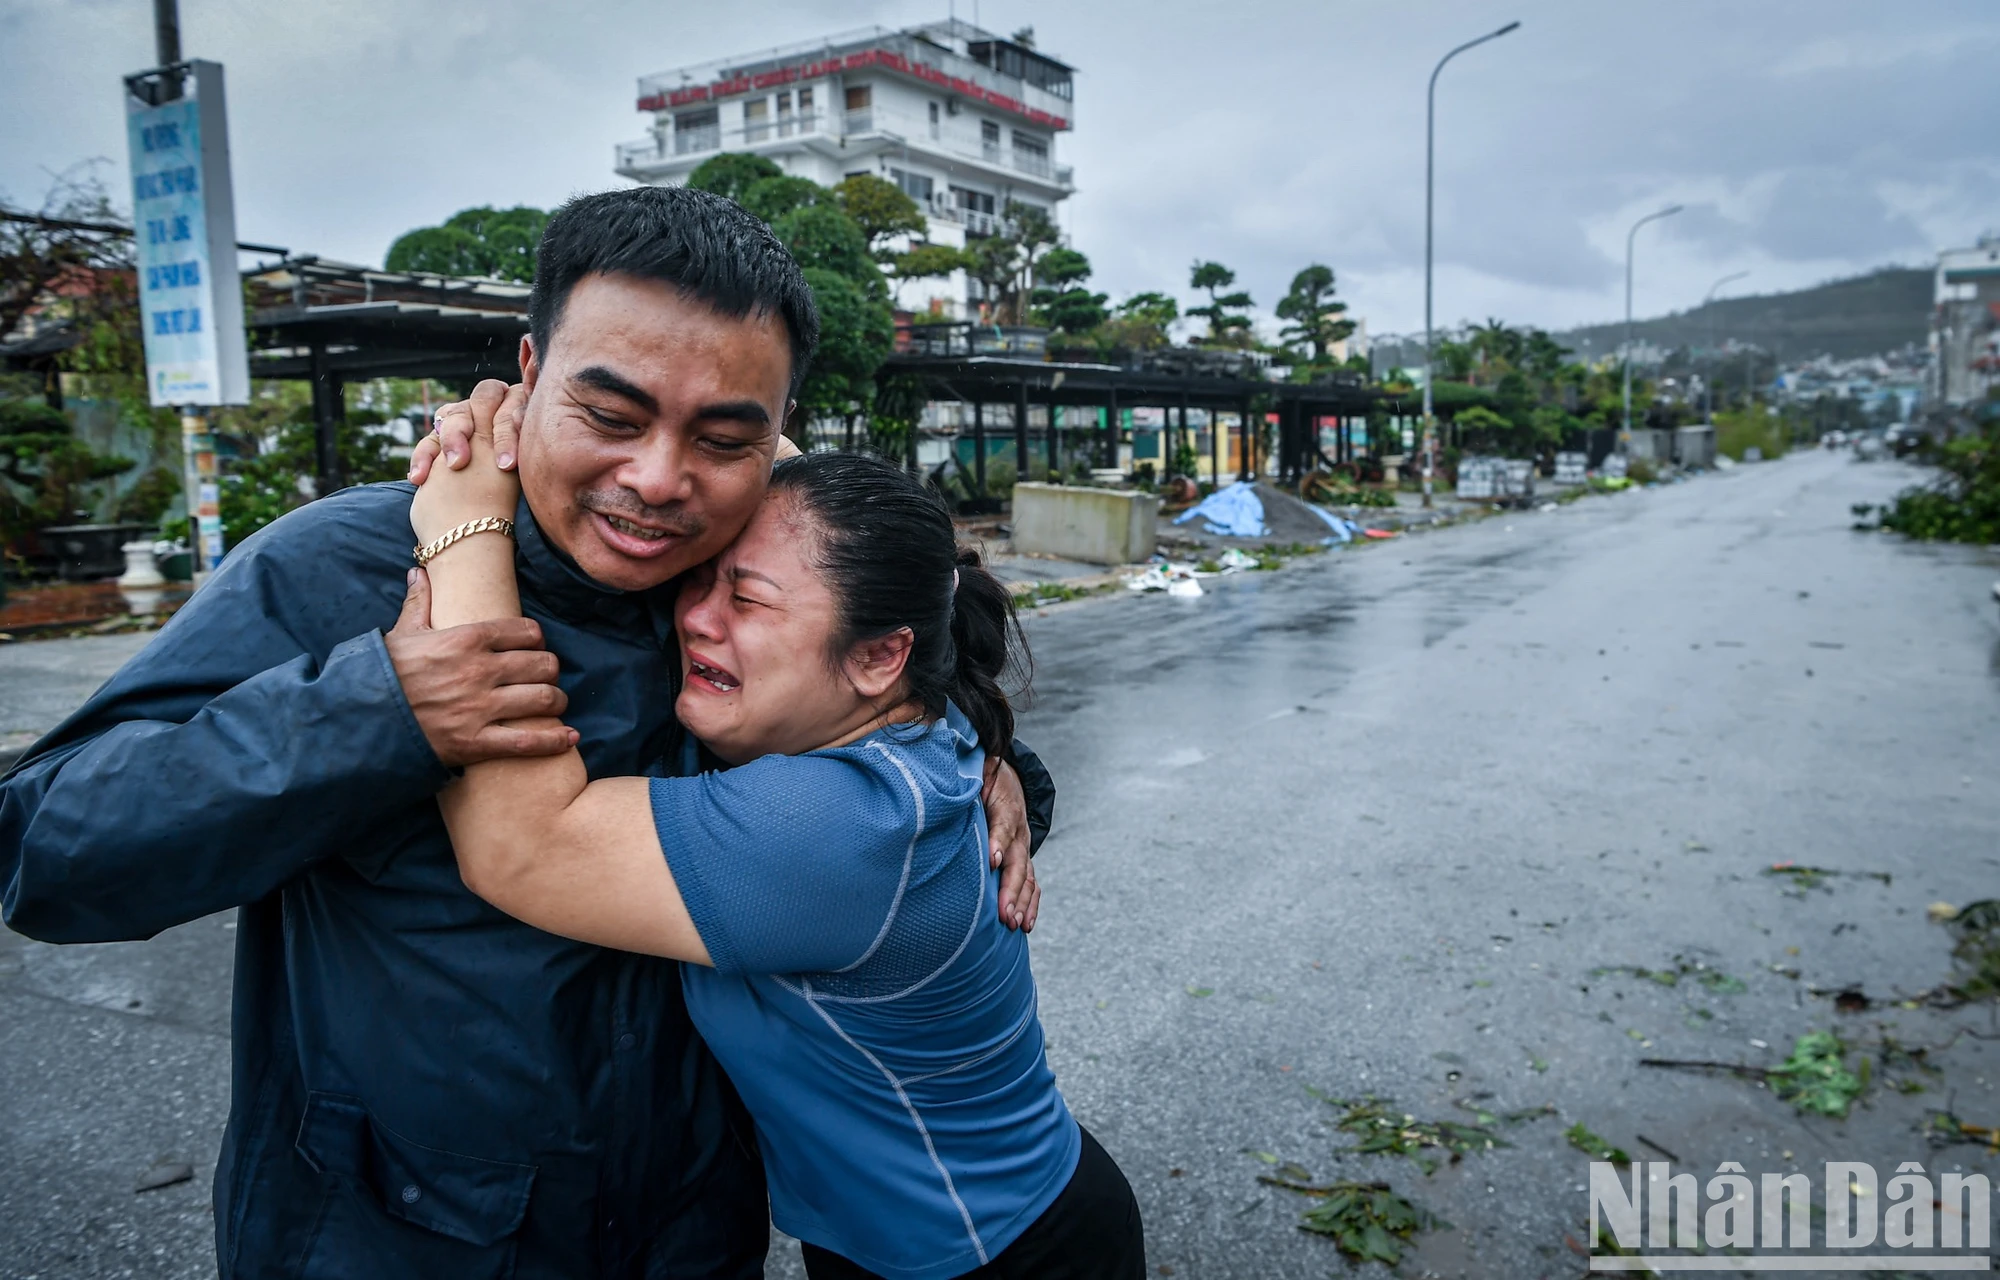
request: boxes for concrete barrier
[1009,483,1158,566]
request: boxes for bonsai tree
[832,175,927,255]
[1028,247,1107,336]
[0,399,134,547]
[1275,264,1355,365]
[1187,261,1254,346]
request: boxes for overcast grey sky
[4,0,1996,340]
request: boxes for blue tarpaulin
[1302,504,1361,543]
[1172,481,1268,537]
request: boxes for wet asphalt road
[3,450,1997,1279]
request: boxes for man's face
[516,273,794,593]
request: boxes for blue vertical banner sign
[125,60,246,574]
[124,60,248,409]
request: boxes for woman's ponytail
[947,548,1028,759]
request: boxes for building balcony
[615,107,1073,196]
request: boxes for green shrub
[1715,408,1787,461]
[1880,424,2000,543]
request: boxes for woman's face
[672,491,888,764]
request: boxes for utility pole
[1621,204,1682,452]
[1701,270,1748,425]
[1422,19,1519,508]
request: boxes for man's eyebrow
[696,400,772,429]
[569,365,658,416]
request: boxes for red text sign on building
[638,48,1069,130]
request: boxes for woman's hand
[411,386,522,546]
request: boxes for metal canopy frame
[879,354,1380,485]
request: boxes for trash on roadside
[1929,901,1961,923]
[1172,480,1269,537]
[1127,563,1207,596]
[1361,528,1397,540]
[1217,548,1258,571]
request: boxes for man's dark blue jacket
[0,483,781,1279]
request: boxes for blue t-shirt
[650,706,1079,1280]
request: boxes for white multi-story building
[1930,236,2000,408]
[614,19,1076,318]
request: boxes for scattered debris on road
[1564,1123,1631,1166]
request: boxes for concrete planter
[1010,483,1158,566]
[40,524,153,581]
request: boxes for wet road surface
[4,450,1997,1278]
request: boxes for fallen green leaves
[1937,899,2000,1004]
[1767,1031,1865,1117]
[1310,1092,1545,1175]
[1926,1110,2000,1152]
[1272,1179,1445,1267]
[1762,862,1892,895]
[1640,1030,1865,1118]
[1591,955,1747,994]
[1564,1122,1631,1166]
[1016,580,1112,609]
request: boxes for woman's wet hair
[766,452,1027,757]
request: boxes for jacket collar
[513,495,677,647]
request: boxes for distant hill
[1553,266,1932,363]
[1371,266,1935,371]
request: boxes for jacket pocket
[294,1091,537,1275]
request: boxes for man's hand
[386,568,577,767]
[983,757,1040,931]
[409,380,527,483]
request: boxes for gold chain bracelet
[412,516,516,567]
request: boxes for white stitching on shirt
[806,743,988,1004]
[898,996,1037,1087]
[833,741,922,974]
[800,977,990,1265]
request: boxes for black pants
[801,1125,1144,1280]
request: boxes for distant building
[614,19,1076,319]
[1929,235,2000,407]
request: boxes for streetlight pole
[1701,270,1749,425]
[1422,19,1520,508]
[1621,204,1682,450]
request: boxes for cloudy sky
[5,0,1996,341]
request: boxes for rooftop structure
[615,20,1076,316]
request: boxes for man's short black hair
[527,185,820,401]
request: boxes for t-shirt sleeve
[650,748,921,976]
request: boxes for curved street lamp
[1702,270,1749,424]
[1421,19,1520,507]
[1621,203,1683,446]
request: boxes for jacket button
[617,1033,636,1050]
[401,1185,422,1204]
